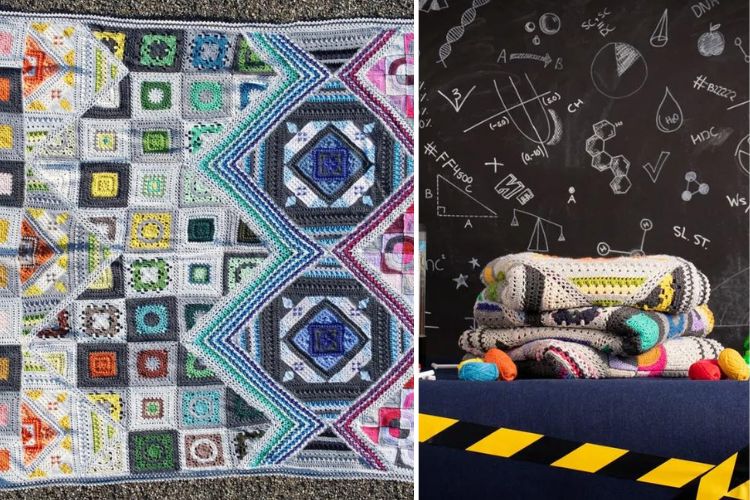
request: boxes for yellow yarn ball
[457,358,483,371]
[718,349,750,381]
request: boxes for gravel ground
[0,0,411,22]
[0,1,412,498]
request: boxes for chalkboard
[419,0,749,363]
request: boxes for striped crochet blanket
[461,253,720,378]
[471,299,714,355]
[480,253,711,314]
[508,337,724,379]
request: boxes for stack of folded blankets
[459,253,723,379]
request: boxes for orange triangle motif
[21,403,58,467]
[23,37,60,98]
[20,218,56,283]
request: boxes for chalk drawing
[420,0,449,12]
[469,258,480,268]
[650,9,669,47]
[697,23,725,56]
[596,218,653,256]
[547,109,563,145]
[437,85,477,112]
[711,267,750,328]
[567,186,577,204]
[484,157,504,173]
[655,87,683,133]
[510,209,565,253]
[453,274,469,289]
[539,13,561,35]
[590,42,648,99]
[437,0,491,67]
[735,37,750,63]
[584,120,631,194]
[436,174,499,218]
[509,52,553,67]
[681,171,710,201]
[642,151,670,183]
[735,134,750,175]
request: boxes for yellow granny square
[90,172,119,198]
[0,125,13,149]
[129,212,172,250]
[0,219,8,243]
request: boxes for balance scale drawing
[510,209,565,252]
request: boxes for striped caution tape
[420,413,748,499]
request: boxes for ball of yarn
[718,349,750,381]
[483,348,517,381]
[688,359,721,380]
[457,357,483,370]
[458,361,499,381]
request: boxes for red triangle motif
[20,217,57,284]
[21,402,58,467]
[23,37,60,98]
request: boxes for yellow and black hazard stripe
[420,413,748,499]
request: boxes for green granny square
[142,130,170,154]
[189,81,223,112]
[129,430,178,473]
[188,264,211,284]
[141,81,172,110]
[140,34,178,67]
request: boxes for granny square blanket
[0,11,413,487]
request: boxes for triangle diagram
[436,175,497,218]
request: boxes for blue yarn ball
[458,362,499,381]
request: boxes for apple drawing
[698,23,725,56]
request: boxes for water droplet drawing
[655,87,684,133]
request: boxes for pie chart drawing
[736,133,749,176]
[590,42,649,99]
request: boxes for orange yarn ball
[688,359,721,380]
[483,348,517,381]
[718,349,750,381]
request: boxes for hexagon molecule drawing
[584,120,632,194]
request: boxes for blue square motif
[135,304,169,336]
[180,389,222,427]
[190,33,230,70]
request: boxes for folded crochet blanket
[506,337,723,379]
[480,253,711,314]
[472,299,714,354]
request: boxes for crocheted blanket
[0,12,413,487]
[508,337,724,379]
[462,253,720,378]
[471,299,714,355]
[480,253,711,314]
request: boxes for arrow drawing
[642,151,670,183]
[509,52,552,67]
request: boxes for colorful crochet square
[0,11,412,488]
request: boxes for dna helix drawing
[436,0,491,67]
